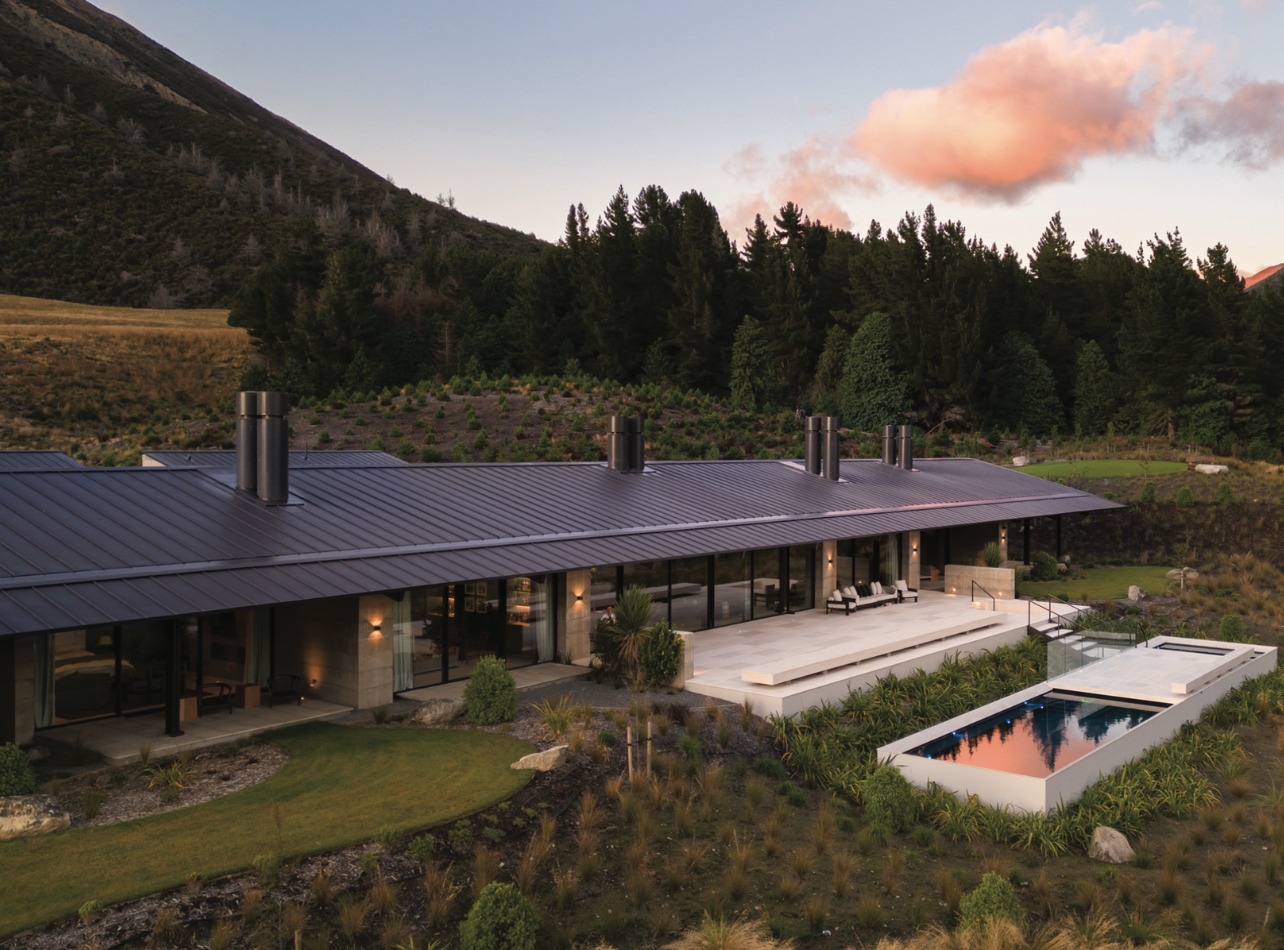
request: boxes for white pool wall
[879,639,1278,814]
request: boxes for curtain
[392,594,413,692]
[881,533,901,586]
[532,576,555,663]
[33,634,54,729]
[245,608,272,688]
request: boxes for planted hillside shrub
[1176,487,1195,508]
[864,764,916,832]
[640,621,683,687]
[0,742,38,796]
[1215,482,1235,504]
[1140,481,1156,503]
[464,657,517,725]
[460,882,538,950]
[958,873,1023,929]
[982,542,1003,568]
[1219,615,1247,642]
[1030,551,1059,582]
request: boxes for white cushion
[828,590,843,602]
[871,581,883,595]
[843,586,857,598]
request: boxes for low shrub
[1219,615,1247,642]
[464,656,518,725]
[958,872,1023,929]
[589,617,624,683]
[78,899,105,923]
[1029,551,1059,582]
[863,765,916,832]
[408,834,435,864]
[1176,486,1195,508]
[1140,481,1156,503]
[459,882,538,950]
[640,621,683,687]
[0,743,38,796]
[982,542,1003,568]
[1216,482,1235,504]
[753,757,789,781]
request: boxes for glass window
[714,551,752,627]
[789,546,815,610]
[837,538,876,588]
[880,534,900,586]
[119,622,167,715]
[588,565,618,625]
[51,628,116,723]
[451,579,502,680]
[203,612,248,689]
[506,575,552,668]
[669,556,710,631]
[623,561,669,626]
[751,547,784,617]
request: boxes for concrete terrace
[40,699,350,766]
[683,592,1050,717]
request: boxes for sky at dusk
[94,1,1284,274]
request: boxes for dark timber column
[165,619,184,738]
[1023,518,1031,565]
[0,638,14,746]
[705,556,715,630]
[1056,515,1063,561]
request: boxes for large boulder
[1088,826,1134,864]
[411,698,465,726]
[0,796,70,841]
[511,745,569,772]
[1127,585,1144,602]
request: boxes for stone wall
[563,569,592,663]
[274,595,384,709]
[944,564,1017,601]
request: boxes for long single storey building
[0,396,1117,745]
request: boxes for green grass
[0,722,533,935]
[1020,565,1175,601]
[1020,459,1188,479]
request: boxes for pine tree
[813,325,850,413]
[839,312,907,431]
[1073,340,1112,436]
[990,333,1064,437]
[729,315,775,409]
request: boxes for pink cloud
[851,24,1211,200]
[1179,80,1284,167]
[723,136,878,235]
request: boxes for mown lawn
[0,722,533,936]
[1020,459,1187,479]
[1020,565,1175,601]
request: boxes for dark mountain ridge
[0,0,544,307]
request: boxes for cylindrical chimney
[626,416,645,471]
[823,417,840,481]
[236,391,261,493]
[257,391,290,503]
[608,416,629,472]
[804,416,822,475]
[882,425,897,466]
[898,424,914,471]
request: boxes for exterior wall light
[370,621,382,636]
[574,592,584,603]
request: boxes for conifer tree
[1072,340,1112,436]
[729,315,775,409]
[839,312,907,431]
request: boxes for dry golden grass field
[0,294,250,463]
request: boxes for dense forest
[230,187,1284,455]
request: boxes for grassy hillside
[0,0,544,308]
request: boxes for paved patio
[683,591,1031,716]
[39,699,351,766]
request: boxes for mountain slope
[0,0,545,307]
[1246,263,1284,293]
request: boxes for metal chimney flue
[882,425,897,466]
[804,416,822,475]
[823,416,840,481]
[898,424,914,471]
[235,391,261,493]
[257,391,290,502]
[608,415,645,473]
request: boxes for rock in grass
[511,745,569,772]
[411,698,465,726]
[1088,825,1134,864]
[0,796,71,841]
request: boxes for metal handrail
[971,580,996,611]
[1028,596,1057,632]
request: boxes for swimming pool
[905,692,1165,778]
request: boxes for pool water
[906,692,1164,778]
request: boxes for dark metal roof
[0,457,1119,636]
[0,451,82,472]
[141,450,407,469]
